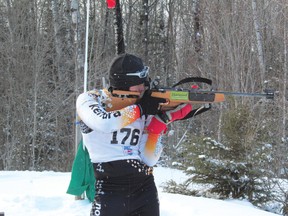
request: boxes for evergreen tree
[164,105,276,207]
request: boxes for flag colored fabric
[106,0,116,9]
[66,140,95,202]
[107,0,116,9]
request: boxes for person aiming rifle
[76,53,197,216]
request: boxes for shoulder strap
[172,77,212,88]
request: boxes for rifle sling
[178,104,212,121]
[172,77,212,88]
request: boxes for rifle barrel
[199,89,275,99]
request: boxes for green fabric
[66,140,95,202]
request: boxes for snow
[0,167,280,216]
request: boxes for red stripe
[106,0,116,9]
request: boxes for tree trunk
[193,0,201,53]
[283,10,287,140]
[114,0,125,54]
[251,0,265,84]
[142,0,149,61]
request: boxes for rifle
[104,77,275,112]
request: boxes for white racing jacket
[76,89,163,166]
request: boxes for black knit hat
[109,53,149,89]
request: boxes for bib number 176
[111,128,140,146]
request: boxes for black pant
[90,160,159,216]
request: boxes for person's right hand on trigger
[136,91,166,116]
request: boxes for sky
[0,167,281,216]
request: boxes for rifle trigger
[160,99,170,106]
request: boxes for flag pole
[74,0,90,200]
[83,0,90,93]
[75,0,89,157]
[71,0,116,202]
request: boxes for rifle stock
[106,88,274,111]
[108,89,226,111]
[150,89,225,110]
[104,90,139,111]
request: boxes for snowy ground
[0,167,280,216]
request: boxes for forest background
[0,0,287,214]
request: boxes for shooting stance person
[76,53,193,216]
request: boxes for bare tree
[282,2,287,141]
[0,2,286,199]
[251,0,266,85]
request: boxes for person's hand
[181,103,211,120]
[158,103,192,123]
[136,91,166,116]
[146,104,192,134]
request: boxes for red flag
[106,0,116,9]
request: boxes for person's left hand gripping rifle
[147,103,193,134]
